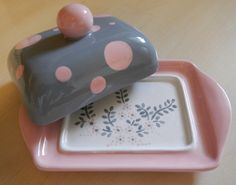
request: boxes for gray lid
[8,16,158,125]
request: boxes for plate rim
[18,60,232,171]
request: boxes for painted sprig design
[135,99,177,127]
[102,106,116,126]
[74,93,178,141]
[115,88,129,103]
[74,103,96,127]
[101,106,117,137]
[126,118,148,137]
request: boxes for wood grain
[0,0,235,184]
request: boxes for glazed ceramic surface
[60,74,196,152]
[8,16,158,125]
[18,60,231,171]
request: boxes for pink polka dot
[104,41,133,71]
[109,22,116,25]
[15,34,42,50]
[90,76,106,94]
[15,64,24,80]
[91,25,101,32]
[55,66,72,82]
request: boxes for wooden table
[0,0,235,184]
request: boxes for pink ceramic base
[19,60,231,171]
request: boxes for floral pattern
[73,88,178,145]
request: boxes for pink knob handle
[57,3,93,39]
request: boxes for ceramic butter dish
[9,3,231,172]
[8,4,158,125]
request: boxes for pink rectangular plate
[19,60,231,171]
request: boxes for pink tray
[19,60,231,171]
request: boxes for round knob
[57,3,93,39]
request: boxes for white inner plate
[60,74,196,152]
